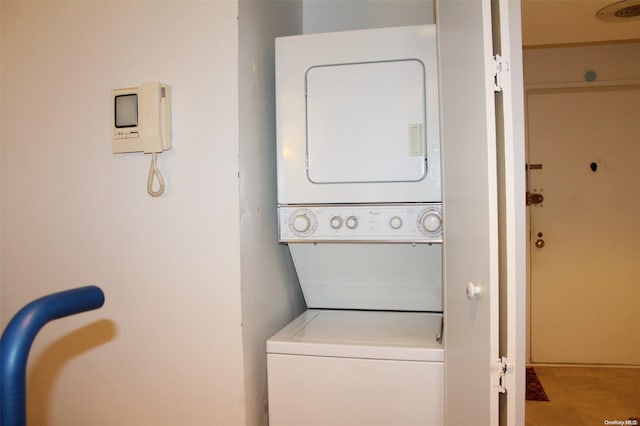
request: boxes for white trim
[481,1,501,424]
[525,79,640,91]
[496,0,527,424]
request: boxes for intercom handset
[112,82,172,197]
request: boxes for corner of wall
[237,1,305,425]
[0,1,4,322]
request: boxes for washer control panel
[278,204,443,242]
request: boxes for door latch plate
[526,192,544,206]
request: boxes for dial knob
[466,282,481,300]
[330,216,343,229]
[389,216,403,229]
[421,211,442,233]
[292,214,311,233]
[345,216,358,229]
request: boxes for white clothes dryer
[276,25,441,205]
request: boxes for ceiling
[521,0,640,47]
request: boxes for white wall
[237,1,306,425]
[523,42,640,85]
[303,0,434,33]
[0,3,3,311]
[1,2,246,425]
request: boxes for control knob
[389,216,403,229]
[419,210,442,234]
[345,216,358,229]
[292,214,311,233]
[330,216,343,229]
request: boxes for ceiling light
[596,0,640,22]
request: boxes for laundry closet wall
[302,0,434,32]
[0,1,304,425]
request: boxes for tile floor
[526,366,640,426]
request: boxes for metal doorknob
[535,239,545,248]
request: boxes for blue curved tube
[1,285,105,426]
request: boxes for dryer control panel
[278,204,442,243]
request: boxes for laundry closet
[264,1,525,425]
[268,24,443,425]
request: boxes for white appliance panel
[267,310,444,361]
[267,310,444,426]
[268,354,443,426]
[306,60,426,183]
[289,243,442,311]
[279,203,443,243]
[276,25,440,204]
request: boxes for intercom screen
[115,94,138,128]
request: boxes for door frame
[439,0,526,424]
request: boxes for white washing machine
[268,310,443,426]
[269,25,444,426]
[269,204,444,425]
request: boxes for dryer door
[275,25,441,205]
[306,60,426,184]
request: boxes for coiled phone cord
[147,153,165,197]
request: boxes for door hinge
[492,54,510,93]
[497,356,512,394]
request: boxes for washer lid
[267,309,444,362]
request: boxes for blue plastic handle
[1,285,105,426]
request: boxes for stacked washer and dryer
[267,25,444,425]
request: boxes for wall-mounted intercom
[112,82,172,197]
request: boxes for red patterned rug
[526,367,549,401]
